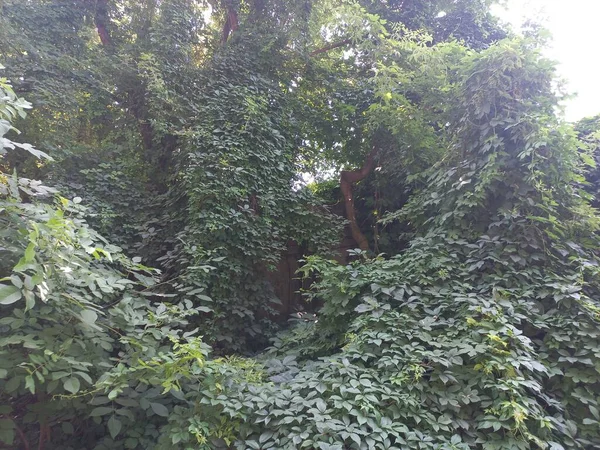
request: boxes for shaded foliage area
[193,41,600,449]
[2,1,600,449]
[358,0,507,48]
[168,29,343,352]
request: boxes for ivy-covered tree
[0,70,213,449]
[189,36,600,450]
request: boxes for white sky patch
[492,0,600,122]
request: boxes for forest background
[2,1,600,449]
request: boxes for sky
[491,0,600,122]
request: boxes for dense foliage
[1,1,600,449]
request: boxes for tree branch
[14,422,30,450]
[0,415,30,450]
[38,423,49,450]
[309,39,352,57]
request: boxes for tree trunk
[340,147,377,251]
[221,3,239,43]
[93,0,111,47]
[92,0,175,192]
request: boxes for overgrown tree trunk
[221,1,239,43]
[340,147,377,251]
[92,0,174,192]
[94,0,111,46]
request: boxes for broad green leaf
[0,284,21,305]
[24,243,35,262]
[115,398,138,407]
[4,377,20,393]
[24,291,35,311]
[63,377,80,394]
[12,141,52,160]
[0,428,14,446]
[80,309,98,325]
[10,275,22,289]
[25,375,35,394]
[107,415,122,439]
[108,389,119,400]
[90,407,113,417]
[150,402,169,417]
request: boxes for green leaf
[80,309,98,325]
[359,378,372,387]
[51,371,70,380]
[90,396,111,405]
[61,422,75,435]
[116,408,135,421]
[25,375,35,394]
[24,243,35,262]
[0,428,14,446]
[90,407,113,417]
[150,402,169,417]
[259,431,274,443]
[581,152,596,167]
[108,415,122,439]
[315,399,326,413]
[24,291,35,311]
[10,275,22,289]
[355,303,373,313]
[108,389,119,400]
[0,418,14,430]
[125,438,138,448]
[115,398,138,407]
[0,284,21,305]
[12,142,52,160]
[76,371,92,384]
[4,377,20,393]
[63,377,80,394]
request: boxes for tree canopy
[1,1,600,449]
